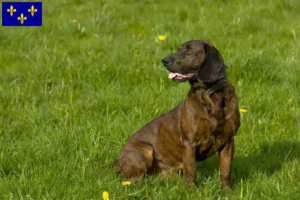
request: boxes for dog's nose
[162,56,171,66]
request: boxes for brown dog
[114,40,240,188]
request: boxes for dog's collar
[197,76,227,95]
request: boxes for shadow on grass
[196,140,300,185]
[233,140,300,180]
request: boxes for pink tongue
[168,73,178,79]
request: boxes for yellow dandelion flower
[72,19,77,23]
[102,191,109,200]
[158,35,166,41]
[122,181,132,186]
[239,108,247,113]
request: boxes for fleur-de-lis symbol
[28,5,38,16]
[7,5,16,16]
[17,13,27,24]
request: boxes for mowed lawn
[1,0,300,199]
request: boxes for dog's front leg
[218,139,234,188]
[182,139,196,188]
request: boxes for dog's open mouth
[168,72,196,80]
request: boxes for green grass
[1,0,300,199]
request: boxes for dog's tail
[112,159,121,173]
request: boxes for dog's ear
[197,42,226,82]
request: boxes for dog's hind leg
[116,143,154,181]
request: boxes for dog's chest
[183,91,229,159]
[184,91,225,131]
[193,112,230,160]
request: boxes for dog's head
[162,40,226,83]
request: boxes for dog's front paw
[221,182,232,189]
[186,180,196,188]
